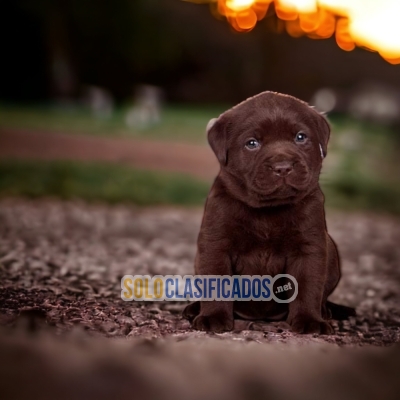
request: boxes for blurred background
[1,3,400,397]
[1,0,400,213]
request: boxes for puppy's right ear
[207,117,228,165]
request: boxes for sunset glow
[189,0,400,64]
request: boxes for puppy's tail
[327,301,356,320]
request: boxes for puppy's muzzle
[270,161,293,177]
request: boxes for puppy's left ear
[316,113,331,159]
[207,116,229,165]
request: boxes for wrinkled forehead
[224,94,317,137]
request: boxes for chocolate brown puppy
[183,91,355,334]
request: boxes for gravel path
[0,199,399,346]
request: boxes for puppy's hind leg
[182,301,200,322]
[322,235,356,320]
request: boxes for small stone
[366,289,376,297]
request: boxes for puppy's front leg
[193,301,233,333]
[192,250,234,333]
[286,251,334,335]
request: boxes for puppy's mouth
[250,164,311,200]
[251,181,303,199]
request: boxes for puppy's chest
[231,220,302,275]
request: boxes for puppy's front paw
[288,314,333,335]
[192,314,233,333]
[182,301,200,322]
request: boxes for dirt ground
[0,129,218,180]
[1,199,399,346]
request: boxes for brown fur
[183,91,355,334]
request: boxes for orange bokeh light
[191,0,400,64]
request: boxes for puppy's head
[208,91,330,207]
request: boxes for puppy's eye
[245,139,260,150]
[295,132,307,143]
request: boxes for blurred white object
[349,83,400,124]
[83,85,114,118]
[311,88,337,113]
[311,82,400,124]
[126,85,163,128]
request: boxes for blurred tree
[1,0,399,103]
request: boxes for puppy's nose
[271,161,293,177]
